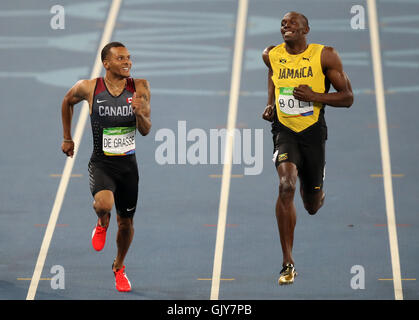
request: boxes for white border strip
[210,0,248,301]
[26,0,123,300]
[367,0,403,300]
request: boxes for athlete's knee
[93,197,113,215]
[304,202,320,215]
[93,190,114,215]
[279,176,296,201]
[303,192,325,215]
[117,216,133,231]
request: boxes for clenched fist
[62,140,74,158]
[262,104,275,122]
[131,91,150,118]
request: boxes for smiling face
[281,12,309,43]
[103,46,132,78]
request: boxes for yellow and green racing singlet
[269,43,326,133]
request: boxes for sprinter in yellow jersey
[262,12,353,285]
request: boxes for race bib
[103,127,135,156]
[278,87,313,117]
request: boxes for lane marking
[210,0,248,301]
[34,224,69,227]
[379,279,416,281]
[209,174,244,178]
[204,224,238,227]
[199,278,235,281]
[49,174,83,178]
[370,174,404,178]
[367,123,399,129]
[215,122,248,129]
[375,224,410,227]
[25,0,123,301]
[18,278,52,281]
[367,0,403,300]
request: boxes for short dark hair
[101,42,125,62]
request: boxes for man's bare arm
[262,46,276,122]
[132,79,151,136]
[61,80,90,157]
[293,46,354,108]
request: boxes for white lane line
[210,0,248,301]
[25,0,123,300]
[367,0,403,300]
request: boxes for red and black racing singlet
[90,77,136,159]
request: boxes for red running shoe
[113,263,131,292]
[91,221,108,251]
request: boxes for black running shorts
[88,155,139,218]
[272,122,326,193]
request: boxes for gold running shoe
[278,263,297,285]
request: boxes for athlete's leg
[93,190,113,227]
[89,160,115,227]
[113,215,134,270]
[276,162,298,266]
[112,160,138,270]
[299,138,326,215]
